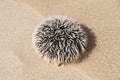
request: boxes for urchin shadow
[80,24,97,60]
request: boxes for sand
[0,0,120,80]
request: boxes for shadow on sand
[80,24,97,61]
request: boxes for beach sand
[0,0,120,80]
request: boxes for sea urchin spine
[32,16,88,66]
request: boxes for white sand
[0,0,120,80]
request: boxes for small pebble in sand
[32,16,89,66]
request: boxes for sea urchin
[32,16,89,66]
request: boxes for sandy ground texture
[0,0,120,80]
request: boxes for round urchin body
[33,16,88,65]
